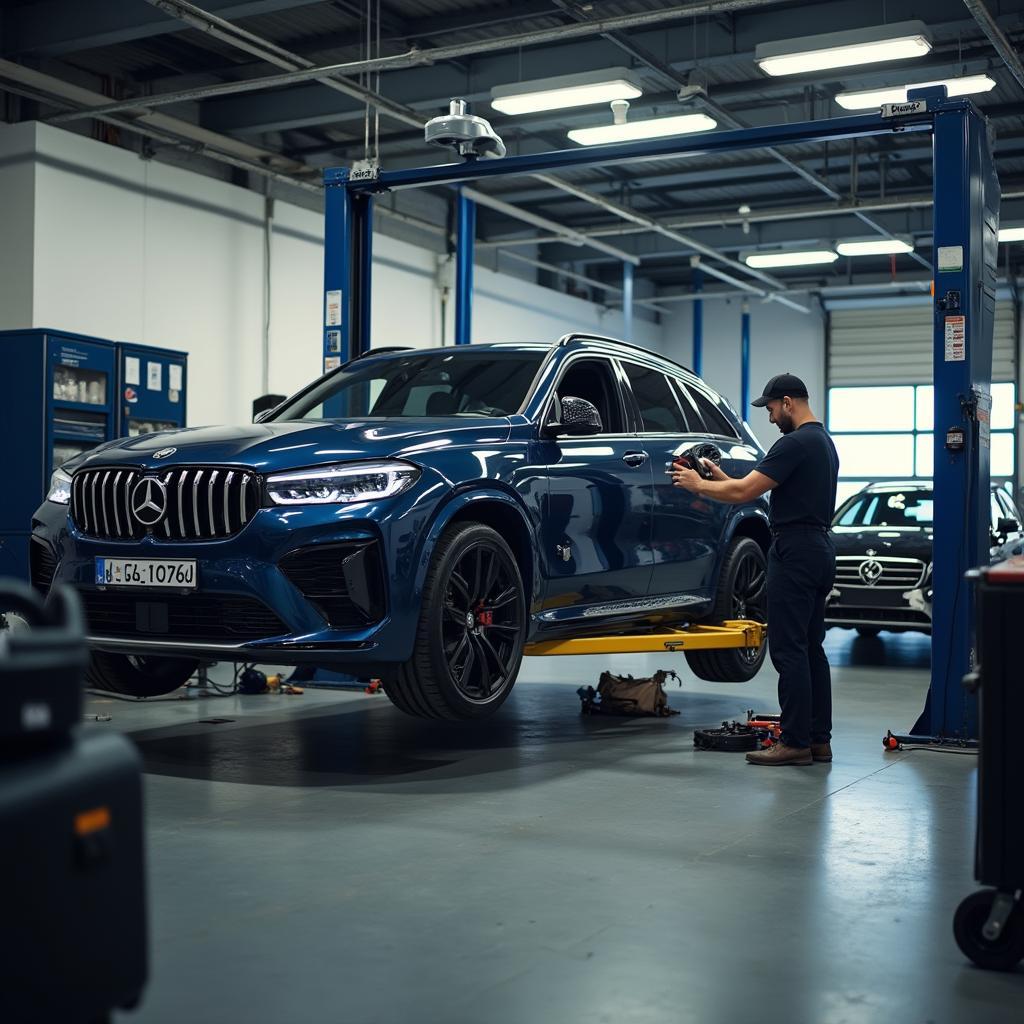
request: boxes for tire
[685,536,768,683]
[856,626,881,638]
[86,651,198,697]
[954,889,1024,971]
[385,522,526,720]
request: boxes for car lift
[322,87,997,736]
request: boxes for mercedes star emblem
[153,447,177,460]
[131,477,168,527]
[858,558,884,586]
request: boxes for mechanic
[671,373,839,767]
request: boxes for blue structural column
[352,194,374,356]
[692,263,703,376]
[740,301,751,413]
[622,262,634,341]
[455,189,475,344]
[322,168,353,367]
[922,97,999,740]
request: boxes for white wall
[0,122,35,328]
[655,296,826,451]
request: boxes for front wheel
[87,651,198,697]
[385,523,526,720]
[685,536,768,682]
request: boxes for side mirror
[542,396,603,439]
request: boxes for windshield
[834,490,934,528]
[275,350,546,421]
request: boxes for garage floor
[94,632,1023,1024]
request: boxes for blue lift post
[692,264,704,378]
[740,301,751,414]
[325,96,997,732]
[454,189,475,345]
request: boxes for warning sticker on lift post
[944,315,966,362]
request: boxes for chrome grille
[835,556,927,589]
[71,466,260,541]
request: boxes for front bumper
[31,487,434,671]
[825,584,933,633]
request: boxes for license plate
[95,557,197,589]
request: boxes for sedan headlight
[266,460,420,506]
[47,467,72,505]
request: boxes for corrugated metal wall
[828,301,1017,385]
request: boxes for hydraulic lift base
[524,619,765,657]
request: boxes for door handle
[622,451,648,467]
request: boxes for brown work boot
[811,743,833,763]
[746,742,813,766]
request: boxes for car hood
[67,418,513,473]
[831,526,933,561]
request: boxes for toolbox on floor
[0,579,148,1021]
[953,558,1024,971]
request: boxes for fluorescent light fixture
[836,238,915,256]
[835,74,996,110]
[756,21,931,77]
[743,250,839,269]
[491,68,642,115]
[998,226,1024,243]
[568,112,716,146]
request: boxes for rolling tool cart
[952,558,1024,971]
[0,579,148,1021]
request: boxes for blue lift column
[740,301,751,413]
[692,261,704,377]
[454,189,475,345]
[622,262,634,342]
[915,93,1000,741]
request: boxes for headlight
[265,460,420,506]
[47,467,72,505]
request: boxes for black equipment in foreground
[952,559,1024,971]
[0,579,148,1022]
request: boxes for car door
[537,355,654,622]
[618,361,722,600]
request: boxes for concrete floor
[91,631,1024,1024]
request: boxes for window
[827,383,1016,501]
[621,363,688,433]
[834,489,934,528]
[679,383,739,438]
[556,358,625,433]
[280,350,545,421]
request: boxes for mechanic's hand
[670,465,702,493]
[701,458,728,481]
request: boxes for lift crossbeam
[524,620,766,657]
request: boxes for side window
[555,358,624,433]
[681,383,739,438]
[997,489,1020,524]
[621,363,689,433]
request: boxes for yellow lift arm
[523,619,766,657]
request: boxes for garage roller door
[828,301,1017,385]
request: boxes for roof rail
[352,345,414,359]
[556,333,694,374]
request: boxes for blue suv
[30,335,770,719]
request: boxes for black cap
[751,372,809,408]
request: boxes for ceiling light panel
[491,68,642,115]
[836,239,915,256]
[743,250,839,269]
[568,113,717,146]
[999,227,1024,243]
[756,21,931,77]
[835,74,996,110]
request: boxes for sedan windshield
[834,490,934,528]
[275,350,546,421]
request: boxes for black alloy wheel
[442,542,524,702]
[729,545,767,665]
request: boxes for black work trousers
[766,528,836,750]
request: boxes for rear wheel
[685,536,768,683]
[386,523,526,720]
[87,651,198,697]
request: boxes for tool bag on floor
[577,669,680,717]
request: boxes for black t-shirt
[755,422,839,528]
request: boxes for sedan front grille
[71,466,260,541]
[835,555,927,589]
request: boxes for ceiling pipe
[45,0,790,122]
[963,0,1024,93]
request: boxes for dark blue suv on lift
[30,335,770,719]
